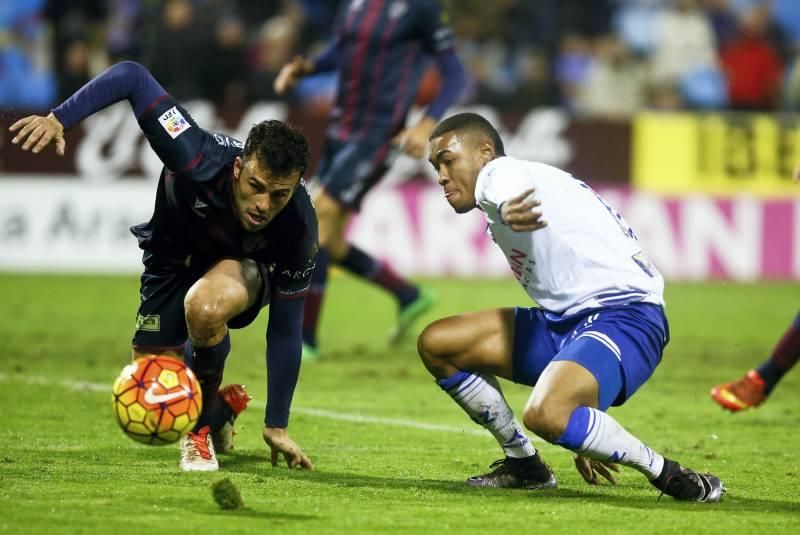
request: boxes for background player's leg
[183,259,261,431]
[418,310,553,488]
[712,310,800,411]
[756,310,800,390]
[304,189,428,354]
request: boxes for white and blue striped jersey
[475,156,664,316]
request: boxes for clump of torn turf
[211,478,244,510]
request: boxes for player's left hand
[263,426,314,470]
[574,454,620,485]
[501,188,547,232]
[392,116,437,159]
[9,112,66,155]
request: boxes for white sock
[558,406,664,479]
[439,371,536,458]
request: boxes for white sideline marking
[292,407,487,436]
[0,373,489,438]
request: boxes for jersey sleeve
[415,0,456,54]
[477,157,539,215]
[137,97,240,182]
[271,188,319,299]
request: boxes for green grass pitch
[0,273,798,533]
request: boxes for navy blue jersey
[130,97,318,299]
[330,0,455,141]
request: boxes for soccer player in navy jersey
[10,61,316,472]
[274,0,467,359]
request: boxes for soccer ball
[111,356,202,445]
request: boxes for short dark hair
[429,112,505,156]
[243,120,310,177]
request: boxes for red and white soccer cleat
[710,370,767,412]
[180,425,219,471]
[212,384,253,454]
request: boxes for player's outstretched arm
[274,35,342,95]
[273,56,314,95]
[263,426,313,469]
[263,295,312,469]
[392,50,467,159]
[9,112,66,155]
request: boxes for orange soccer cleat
[710,370,767,412]
[212,384,253,454]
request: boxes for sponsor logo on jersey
[281,265,315,280]
[158,106,191,139]
[135,314,161,332]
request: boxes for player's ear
[233,156,243,179]
[479,140,495,164]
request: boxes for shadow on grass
[204,508,317,522]
[219,453,799,515]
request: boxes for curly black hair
[429,112,505,156]
[243,120,310,177]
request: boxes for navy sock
[339,245,418,307]
[302,247,329,348]
[756,359,785,395]
[757,311,800,394]
[186,334,231,432]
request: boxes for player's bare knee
[522,397,570,443]
[184,286,236,343]
[417,321,454,370]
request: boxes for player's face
[428,131,492,214]
[232,156,299,232]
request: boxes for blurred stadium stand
[2,0,799,115]
[1,1,799,280]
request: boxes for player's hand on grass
[392,116,437,159]
[574,454,620,485]
[263,426,313,470]
[9,113,66,155]
[274,56,314,95]
[501,189,546,232]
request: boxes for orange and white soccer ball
[112,356,202,445]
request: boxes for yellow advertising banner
[633,112,800,196]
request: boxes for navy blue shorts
[511,303,669,410]
[316,136,394,211]
[131,251,271,351]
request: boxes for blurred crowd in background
[3,0,800,118]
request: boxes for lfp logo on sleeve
[158,106,191,139]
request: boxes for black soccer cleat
[466,454,558,490]
[651,459,726,502]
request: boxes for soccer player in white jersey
[417,112,725,502]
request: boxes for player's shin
[556,406,664,479]
[185,333,231,432]
[302,247,329,349]
[756,311,800,393]
[439,371,536,458]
